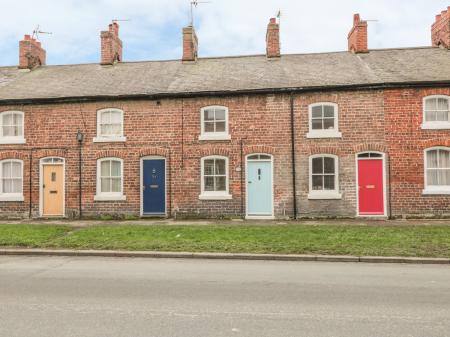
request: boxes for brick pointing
[432,7,450,49]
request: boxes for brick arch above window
[36,149,67,160]
[243,145,276,156]
[0,151,28,161]
[423,138,450,148]
[95,150,123,160]
[307,145,340,156]
[139,147,169,158]
[196,147,231,158]
[353,143,388,154]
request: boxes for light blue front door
[247,160,273,216]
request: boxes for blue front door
[142,159,166,215]
[247,160,273,216]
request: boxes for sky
[0,0,448,66]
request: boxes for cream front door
[42,165,64,216]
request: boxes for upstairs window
[307,103,342,138]
[94,108,126,142]
[308,154,342,199]
[199,106,230,141]
[0,111,25,144]
[199,156,232,200]
[0,159,24,201]
[94,158,126,201]
[423,147,450,194]
[422,96,450,129]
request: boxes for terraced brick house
[0,8,450,219]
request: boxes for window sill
[421,123,450,130]
[422,189,450,195]
[198,134,231,141]
[199,193,232,200]
[0,137,26,145]
[306,131,342,139]
[94,195,127,201]
[308,191,342,200]
[93,136,127,143]
[0,195,24,202]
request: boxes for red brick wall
[0,87,449,219]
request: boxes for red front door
[358,159,384,215]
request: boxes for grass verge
[0,224,449,258]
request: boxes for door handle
[366,185,375,189]
[248,181,252,184]
[50,190,58,194]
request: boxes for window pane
[311,119,323,130]
[437,98,449,110]
[101,177,110,192]
[436,110,448,122]
[101,161,110,177]
[312,175,323,190]
[110,161,121,177]
[2,126,14,137]
[110,111,122,123]
[323,118,335,130]
[312,157,323,174]
[3,179,12,193]
[2,113,12,125]
[11,162,21,178]
[12,179,22,193]
[323,105,334,118]
[204,109,214,121]
[13,113,22,125]
[215,121,226,132]
[204,160,214,175]
[204,177,214,191]
[425,110,437,122]
[324,175,335,190]
[215,109,226,121]
[427,150,438,168]
[215,159,225,175]
[110,124,122,135]
[101,112,111,123]
[311,106,322,118]
[439,150,450,168]
[100,124,111,135]
[324,157,335,174]
[204,122,215,132]
[111,178,121,192]
[2,162,11,177]
[215,176,226,191]
[425,98,437,111]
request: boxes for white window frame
[421,95,450,130]
[94,157,126,201]
[308,154,342,200]
[199,106,231,141]
[0,159,24,201]
[199,155,232,200]
[306,103,342,139]
[93,108,127,143]
[423,147,450,195]
[0,111,26,144]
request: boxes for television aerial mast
[190,0,211,26]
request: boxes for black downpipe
[28,150,33,218]
[240,138,245,219]
[388,153,392,219]
[290,93,298,219]
[78,144,82,218]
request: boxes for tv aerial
[32,25,52,40]
[190,0,211,26]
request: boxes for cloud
[0,0,448,66]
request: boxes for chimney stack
[19,35,46,70]
[348,14,368,53]
[101,22,123,65]
[432,7,450,49]
[266,18,280,58]
[182,26,198,62]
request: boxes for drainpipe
[76,131,84,218]
[28,150,33,218]
[290,92,298,219]
[240,138,245,219]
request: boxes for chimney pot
[348,13,368,53]
[432,6,450,49]
[100,22,123,65]
[182,26,198,62]
[266,17,280,58]
[18,34,46,70]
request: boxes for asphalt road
[0,256,449,337]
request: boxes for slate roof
[0,47,449,102]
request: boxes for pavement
[0,256,449,337]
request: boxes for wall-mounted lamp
[76,130,84,143]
